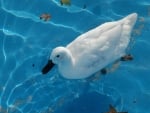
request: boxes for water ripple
[1,7,82,34]
[0,0,150,113]
[0,29,26,39]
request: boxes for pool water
[0,0,150,113]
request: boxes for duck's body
[42,13,138,79]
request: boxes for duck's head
[42,47,71,74]
[51,46,73,64]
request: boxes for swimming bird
[42,13,138,79]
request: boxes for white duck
[42,13,138,79]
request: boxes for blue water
[0,0,150,113]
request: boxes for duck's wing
[67,13,137,65]
[67,21,120,58]
[67,23,123,69]
[67,13,137,51]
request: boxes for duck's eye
[56,55,60,58]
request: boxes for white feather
[50,13,138,79]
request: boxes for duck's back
[67,13,137,61]
[65,13,137,79]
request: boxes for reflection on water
[133,16,145,37]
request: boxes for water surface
[0,0,150,113]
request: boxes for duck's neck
[58,50,75,78]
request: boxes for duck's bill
[42,60,55,74]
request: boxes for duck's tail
[118,13,138,54]
[121,13,137,41]
[120,13,138,36]
[122,13,137,27]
